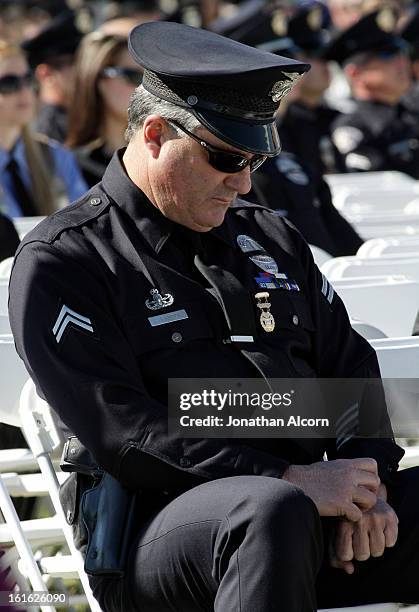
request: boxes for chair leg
[0,476,56,612]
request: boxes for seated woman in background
[66,31,142,187]
[0,40,87,218]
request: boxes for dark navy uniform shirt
[331,99,419,177]
[278,102,345,180]
[247,152,363,257]
[9,150,403,496]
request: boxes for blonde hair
[0,39,56,215]
[66,31,128,148]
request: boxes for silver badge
[250,254,279,276]
[237,235,264,253]
[270,72,302,102]
[145,288,174,310]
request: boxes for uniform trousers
[90,468,419,612]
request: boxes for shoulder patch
[332,126,364,154]
[345,152,372,170]
[275,155,309,185]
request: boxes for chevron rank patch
[52,305,94,343]
[320,274,335,305]
[335,402,359,450]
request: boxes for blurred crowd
[1,0,419,261]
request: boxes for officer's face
[130,116,253,232]
[98,49,140,123]
[354,52,411,100]
[0,54,35,128]
[296,55,331,99]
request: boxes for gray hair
[125,85,202,142]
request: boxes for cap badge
[376,7,396,33]
[146,288,174,310]
[255,292,276,332]
[270,72,302,102]
[307,6,323,31]
[271,9,288,37]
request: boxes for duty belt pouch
[81,471,137,577]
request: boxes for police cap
[288,3,330,57]
[128,21,310,155]
[22,10,83,69]
[324,8,406,65]
[211,0,283,47]
[399,7,419,61]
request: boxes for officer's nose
[224,165,252,195]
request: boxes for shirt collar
[0,137,26,172]
[102,149,235,253]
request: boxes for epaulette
[16,185,111,255]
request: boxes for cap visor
[195,110,281,156]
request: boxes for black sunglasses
[101,66,143,86]
[168,120,267,174]
[0,71,34,95]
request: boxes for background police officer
[327,8,419,176]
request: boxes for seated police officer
[327,8,419,177]
[8,22,419,612]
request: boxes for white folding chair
[370,337,419,378]
[357,236,419,258]
[326,170,415,191]
[0,280,9,317]
[331,279,419,337]
[12,380,102,612]
[350,320,387,340]
[0,257,14,279]
[13,216,45,240]
[334,190,419,215]
[321,255,419,283]
[319,605,399,612]
[310,244,333,267]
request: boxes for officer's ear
[344,62,360,83]
[143,115,168,159]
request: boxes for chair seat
[0,515,65,546]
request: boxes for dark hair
[66,31,128,148]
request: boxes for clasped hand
[329,488,398,574]
[282,459,399,572]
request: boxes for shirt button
[172,332,182,343]
[90,197,101,206]
[292,314,299,326]
[179,457,192,468]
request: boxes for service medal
[255,292,276,333]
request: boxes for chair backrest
[350,320,387,340]
[0,280,9,317]
[0,335,29,426]
[0,257,13,279]
[335,191,419,215]
[322,255,419,282]
[335,280,419,337]
[357,236,419,258]
[309,245,332,268]
[370,337,419,378]
[326,170,415,190]
[13,216,45,240]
